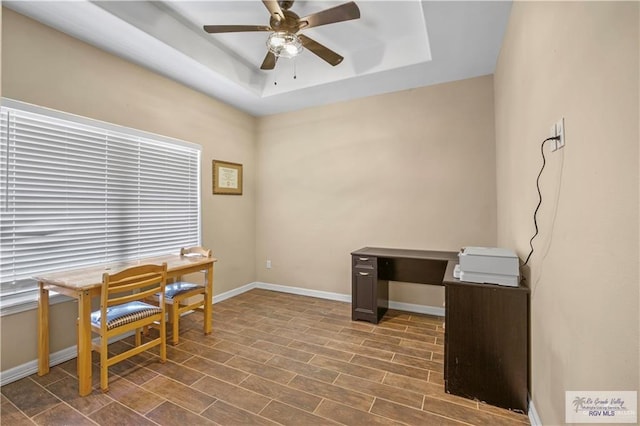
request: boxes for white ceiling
[4,1,512,117]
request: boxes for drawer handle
[358,257,369,261]
[358,272,370,276]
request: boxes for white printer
[456,247,520,287]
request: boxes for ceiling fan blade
[260,51,278,70]
[298,34,343,66]
[204,25,271,33]
[262,1,285,21]
[298,2,360,30]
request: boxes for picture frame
[212,160,243,195]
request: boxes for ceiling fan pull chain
[293,58,297,80]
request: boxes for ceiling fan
[203,0,361,70]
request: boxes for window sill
[0,291,73,317]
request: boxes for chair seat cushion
[163,282,203,299]
[91,301,162,330]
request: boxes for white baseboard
[389,300,444,317]
[254,282,444,317]
[254,281,352,303]
[212,282,256,304]
[0,331,134,386]
[0,345,78,386]
[528,398,542,426]
[1,281,443,386]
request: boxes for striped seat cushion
[163,282,203,299]
[91,301,162,330]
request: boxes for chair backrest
[101,263,167,311]
[180,246,212,258]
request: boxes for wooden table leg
[203,263,214,335]
[77,290,93,396]
[37,284,50,376]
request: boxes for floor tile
[304,326,366,345]
[32,402,95,426]
[399,338,444,354]
[182,355,249,385]
[287,340,354,362]
[423,396,523,426]
[309,355,387,382]
[201,400,278,425]
[1,377,61,418]
[45,376,112,416]
[350,354,431,381]
[334,373,424,409]
[144,359,204,386]
[325,339,394,362]
[104,377,164,415]
[315,399,403,425]
[240,327,294,346]
[174,340,234,363]
[476,401,530,423]
[0,399,38,425]
[265,355,339,384]
[340,328,402,346]
[89,401,156,425]
[374,327,438,344]
[239,374,322,412]
[145,401,215,425]
[191,375,270,414]
[259,400,339,426]
[392,352,443,371]
[251,340,314,363]
[276,329,331,346]
[363,338,435,360]
[226,356,295,384]
[382,372,478,409]
[141,376,215,413]
[29,367,71,388]
[287,375,373,411]
[1,289,529,426]
[370,398,465,426]
[213,340,274,363]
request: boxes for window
[0,99,201,306]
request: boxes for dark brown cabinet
[351,254,387,323]
[444,274,529,413]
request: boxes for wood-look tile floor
[1,289,530,425]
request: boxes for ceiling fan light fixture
[267,31,303,58]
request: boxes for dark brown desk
[351,247,458,323]
[350,247,529,413]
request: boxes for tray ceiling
[4,1,512,116]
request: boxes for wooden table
[35,253,217,396]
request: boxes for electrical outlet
[266,260,272,269]
[550,123,558,151]
[550,118,566,152]
[555,118,565,150]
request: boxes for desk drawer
[353,255,376,269]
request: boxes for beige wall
[494,2,639,424]
[1,8,257,370]
[256,76,497,307]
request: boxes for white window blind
[0,100,201,299]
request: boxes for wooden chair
[90,263,167,392]
[151,246,212,345]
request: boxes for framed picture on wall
[213,160,243,195]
